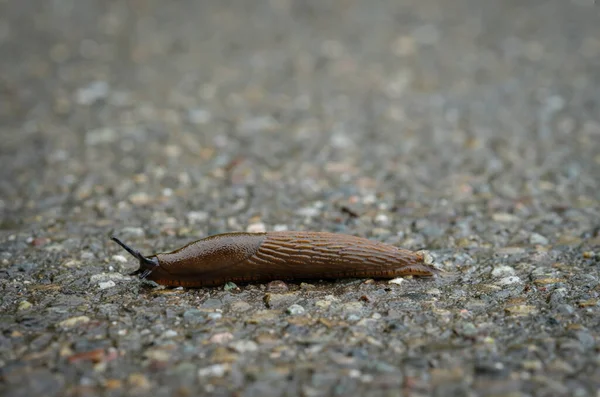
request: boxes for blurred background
[2,0,598,241]
[1,1,600,396]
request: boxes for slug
[111,231,438,287]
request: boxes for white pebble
[230,340,258,353]
[112,255,128,263]
[491,265,516,277]
[246,222,266,233]
[388,278,405,285]
[496,276,523,286]
[163,330,178,338]
[98,280,116,290]
[187,211,209,224]
[198,364,229,378]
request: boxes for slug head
[111,236,159,279]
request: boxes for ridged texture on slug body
[142,231,436,287]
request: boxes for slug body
[112,231,437,287]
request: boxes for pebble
[207,313,223,321]
[76,81,109,105]
[18,300,32,311]
[85,128,116,145]
[230,340,258,353]
[128,192,151,205]
[98,281,116,290]
[374,214,391,226]
[210,332,234,344]
[119,227,145,238]
[530,233,549,245]
[111,255,128,264]
[162,330,178,338]
[266,280,289,292]
[495,276,523,286]
[58,316,91,328]
[504,305,538,316]
[341,302,363,313]
[90,273,127,283]
[182,309,205,324]
[246,222,266,233]
[186,211,209,224]
[286,304,306,315]
[264,293,299,309]
[388,278,405,285]
[230,301,252,312]
[296,207,320,218]
[188,108,212,124]
[202,298,222,309]
[223,282,239,291]
[491,265,516,277]
[492,213,521,223]
[198,364,229,378]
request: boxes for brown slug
[111,231,438,287]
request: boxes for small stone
[183,309,205,324]
[530,233,549,245]
[128,373,151,389]
[263,293,299,309]
[273,224,288,232]
[162,330,178,338]
[223,282,239,291]
[266,280,289,292]
[347,314,361,321]
[186,211,209,224]
[341,302,363,313]
[98,281,116,290]
[582,251,595,259]
[491,265,515,277]
[207,312,223,320]
[504,305,538,316]
[496,247,526,255]
[18,300,32,311]
[296,207,320,218]
[198,364,229,378]
[388,278,405,285]
[230,340,258,353]
[286,304,305,315]
[374,214,391,226]
[246,222,266,233]
[90,273,127,283]
[129,192,151,205]
[521,360,543,371]
[62,259,82,268]
[76,81,109,105]
[209,332,234,344]
[230,301,252,312]
[492,213,521,223]
[315,300,332,309]
[534,278,565,286]
[188,108,212,124]
[120,227,145,238]
[202,298,222,309]
[111,255,128,264]
[300,282,316,290]
[59,316,91,328]
[144,348,171,362]
[496,276,522,286]
[456,322,478,337]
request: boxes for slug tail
[111,236,158,279]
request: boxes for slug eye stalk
[111,236,158,279]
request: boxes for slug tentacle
[111,236,159,279]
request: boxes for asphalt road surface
[1,1,599,396]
